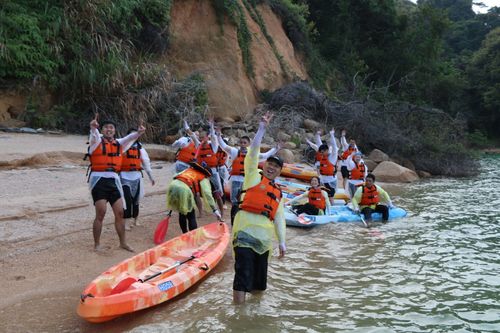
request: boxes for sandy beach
[0,131,227,332]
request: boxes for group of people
[85,112,393,304]
[286,128,394,222]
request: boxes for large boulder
[278,148,295,163]
[363,158,378,172]
[372,161,419,183]
[303,119,320,130]
[368,149,389,163]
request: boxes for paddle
[153,210,172,245]
[357,211,369,228]
[110,251,204,295]
[286,206,312,225]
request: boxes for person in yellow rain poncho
[166,162,223,233]
[232,112,286,304]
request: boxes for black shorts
[233,247,269,292]
[340,166,349,179]
[91,177,121,205]
[323,182,336,197]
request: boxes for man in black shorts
[87,114,145,252]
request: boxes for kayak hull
[285,206,407,227]
[77,222,230,323]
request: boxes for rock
[283,141,297,149]
[303,119,320,130]
[417,170,432,178]
[278,149,295,163]
[164,134,180,145]
[372,161,419,183]
[363,159,378,172]
[148,148,176,161]
[368,149,389,163]
[260,143,273,152]
[277,131,291,142]
[19,127,37,134]
[216,116,236,124]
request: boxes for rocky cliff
[166,0,307,119]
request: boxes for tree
[467,27,500,138]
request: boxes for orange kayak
[280,163,317,181]
[77,222,230,323]
[256,162,317,181]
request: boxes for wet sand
[0,132,229,332]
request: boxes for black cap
[266,155,284,168]
[100,120,117,129]
[188,161,212,176]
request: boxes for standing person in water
[232,111,286,304]
[87,114,145,252]
[120,128,156,230]
[216,129,279,225]
[285,176,331,215]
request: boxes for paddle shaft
[140,255,195,283]
[358,212,369,228]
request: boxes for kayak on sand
[77,222,229,323]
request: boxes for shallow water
[130,155,500,333]
[2,156,500,332]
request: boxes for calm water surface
[124,155,499,332]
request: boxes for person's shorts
[209,169,223,195]
[91,177,121,205]
[340,165,349,179]
[323,181,337,197]
[230,180,243,204]
[233,247,269,292]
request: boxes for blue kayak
[285,205,407,228]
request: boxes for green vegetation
[0,0,499,165]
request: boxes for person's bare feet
[120,243,135,252]
[94,244,111,252]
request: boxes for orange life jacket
[350,162,366,180]
[216,148,227,167]
[340,147,357,161]
[121,143,142,172]
[308,187,326,210]
[316,153,337,176]
[359,185,380,206]
[230,149,246,176]
[175,141,196,164]
[174,168,207,195]
[89,139,122,172]
[198,141,218,168]
[239,175,282,221]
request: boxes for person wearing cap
[216,129,279,225]
[306,128,339,204]
[338,129,360,190]
[285,176,331,215]
[346,150,368,198]
[166,162,223,233]
[232,111,286,304]
[87,115,145,252]
[351,173,394,222]
[120,128,156,230]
